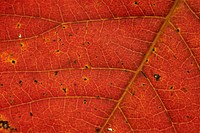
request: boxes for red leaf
[0,0,199,132]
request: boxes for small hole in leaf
[83,99,87,104]
[170,86,173,90]
[154,74,161,81]
[145,59,149,63]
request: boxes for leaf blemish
[154,74,161,81]
[83,99,87,104]
[34,79,38,84]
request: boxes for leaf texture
[0,0,199,133]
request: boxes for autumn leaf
[0,0,199,133]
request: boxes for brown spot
[0,84,3,87]
[176,28,180,32]
[95,127,100,132]
[134,1,138,5]
[16,22,21,28]
[152,47,156,52]
[34,80,38,84]
[84,64,91,69]
[74,60,77,64]
[152,3,156,6]
[54,71,59,76]
[83,77,88,81]
[83,99,87,104]
[19,80,22,86]
[170,86,173,90]
[62,88,67,93]
[187,70,190,73]
[55,49,60,53]
[30,112,33,116]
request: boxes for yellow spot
[16,22,21,28]
[1,52,16,64]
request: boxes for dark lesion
[154,74,161,81]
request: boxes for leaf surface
[0,0,199,132]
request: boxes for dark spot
[53,39,56,42]
[170,86,173,90]
[74,83,77,86]
[187,70,190,73]
[131,90,135,96]
[20,42,23,47]
[158,106,161,108]
[134,1,138,5]
[62,88,67,93]
[121,62,124,65]
[96,95,100,99]
[74,60,77,64]
[11,60,16,64]
[96,56,98,58]
[83,99,87,104]
[59,38,62,41]
[176,28,180,32]
[68,33,73,37]
[152,47,155,52]
[83,77,88,81]
[30,112,33,116]
[54,71,59,76]
[84,65,90,69]
[34,80,38,84]
[95,127,100,132]
[19,80,22,85]
[94,108,97,110]
[62,43,64,46]
[154,74,161,81]
[55,49,60,53]
[0,121,10,129]
[145,59,149,62]
[142,83,145,86]
[152,3,156,6]
[186,115,190,118]
[0,84,3,87]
